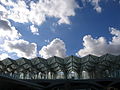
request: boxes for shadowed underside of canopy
[0,54,120,79]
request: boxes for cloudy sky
[0,0,120,60]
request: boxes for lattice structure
[0,54,120,79]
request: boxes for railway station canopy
[0,54,120,79]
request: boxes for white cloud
[1,0,30,23]
[0,19,38,59]
[0,19,11,30]
[82,0,102,13]
[0,7,39,59]
[30,25,39,35]
[2,39,37,59]
[0,4,8,19]
[0,19,21,41]
[94,6,102,13]
[1,0,119,26]
[108,27,120,55]
[29,0,79,25]
[0,19,37,59]
[77,27,120,57]
[0,0,79,25]
[39,38,66,59]
[0,53,9,60]
[91,0,102,13]
[110,27,120,38]
[76,35,108,57]
[45,39,50,43]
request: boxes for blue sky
[0,0,120,59]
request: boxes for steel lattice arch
[0,54,120,80]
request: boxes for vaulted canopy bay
[0,54,120,79]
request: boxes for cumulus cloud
[0,19,37,59]
[0,18,38,59]
[76,35,108,57]
[2,39,37,59]
[30,25,39,35]
[0,19,21,40]
[0,53,9,60]
[39,38,66,59]
[77,27,120,57]
[0,19,11,30]
[0,0,79,25]
[108,27,120,55]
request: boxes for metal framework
[0,54,120,79]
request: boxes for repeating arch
[0,54,120,79]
